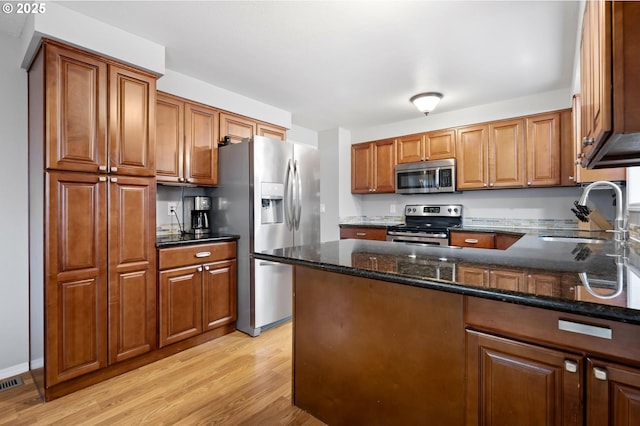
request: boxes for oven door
[386,230,449,246]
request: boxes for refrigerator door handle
[294,160,302,230]
[284,159,294,230]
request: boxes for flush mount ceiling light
[410,92,443,116]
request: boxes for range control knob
[454,208,458,213]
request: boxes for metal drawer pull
[464,239,479,244]
[558,319,612,339]
[356,232,367,236]
[593,367,608,381]
[195,252,211,258]
[564,360,578,373]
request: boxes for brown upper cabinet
[219,111,287,144]
[457,112,564,190]
[526,112,561,187]
[396,129,456,164]
[43,41,156,176]
[457,119,528,190]
[579,1,640,168]
[572,95,626,183]
[351,139,396,193]
[156,92,219,186]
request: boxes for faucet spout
[578,181,626,242]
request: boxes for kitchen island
[255,233,640,425]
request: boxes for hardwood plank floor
[0,322,325,425]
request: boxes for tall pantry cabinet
[28,40,157,400]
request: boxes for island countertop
[255,231,640,325]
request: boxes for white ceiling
[2,1,582,131]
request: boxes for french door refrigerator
[213,136,320,336]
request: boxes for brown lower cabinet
[158,242,237,347]
[467,297,640,426]
[292,265,640,425]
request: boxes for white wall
[0,33,29,378]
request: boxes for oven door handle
[387,231,448,238]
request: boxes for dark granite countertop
[156,233,239,248]
[255,231,640,325]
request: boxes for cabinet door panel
[203,260,237,331]
[159,266,203,347]
[351,143,373,193]
[45,44,107,172]
[456,125,488,189]
[155,93,184,182]
[46,171,107,386]
[109,65,156,176]
[219,112,255,144]
[527,113,561,186]
[466,330,583,426]
[372,139,396,193]
[257,123,286,140]
[426,129,456,160]
[108,177,156,363]
[185,103,218,186]
[489,119,525,188]
[396,134,424,164]
[588,358,640,426]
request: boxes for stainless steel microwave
[395,159,456,194]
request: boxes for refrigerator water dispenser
[261,182,284,224]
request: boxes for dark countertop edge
[156,234,240,248]
[253,251,640,326]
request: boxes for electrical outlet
[168,202,178,216]
[390,204,396,214]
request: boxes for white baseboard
[0,362,28,380]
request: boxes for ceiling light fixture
[410,92,443,116]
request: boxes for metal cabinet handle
[98,165,107,171]
[527,181,532,186]
[564,360,578,373]
[110,177,118,183]
[582,137,595,148]
[356,232,367,236]
[558,319,612,339]
[178,177,185,182]
[195,251,211,258]
[593,367,608,381]
[197,267,203,272]
[464,239,479,244]
[98,176,107,182]
[204,265,210,271]
[111,167,118,172]
[483,183,488,187]
[489,183,494,187]
[187,178,193,183]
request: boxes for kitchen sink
[538,236,607,244]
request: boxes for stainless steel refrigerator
[212,136,320,336]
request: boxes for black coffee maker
[185,196,210,235]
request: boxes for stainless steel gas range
[387,204,462,246]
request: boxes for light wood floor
[0,321,325,425]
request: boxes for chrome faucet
[578,180,627,243]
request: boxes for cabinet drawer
[450,232,495,249]
[466,297,640,366]
[339,227,387,241]
[158,242,236,270]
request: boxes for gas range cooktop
[386,204,463,246]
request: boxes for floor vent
[0,376,24,392]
